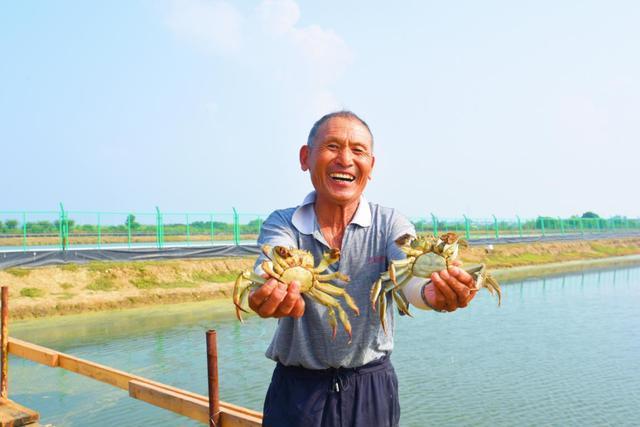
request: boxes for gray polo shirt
[255,192,415,369]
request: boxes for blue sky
[2,0,639,220]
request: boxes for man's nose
[336,147,354,166]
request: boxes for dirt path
[1,237,639,319]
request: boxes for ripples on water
[10,267,640,426]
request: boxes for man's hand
[423,262,477,312]
[248,279,306,318]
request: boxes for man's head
[300,111,375,207]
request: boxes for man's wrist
[420,283,447,313]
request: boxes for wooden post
[206,330,220,427]
[1,286,8,399]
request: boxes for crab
[370,232,502,332]
[234,245,360,341]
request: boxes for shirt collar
[291,191,372,235]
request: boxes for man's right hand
[248,279,305,318]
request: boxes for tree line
[0,215,264,235]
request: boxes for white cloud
[167,0,244,54]
[256,0,300,35]
[166,0,353,112]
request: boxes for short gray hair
[306,110,374,149]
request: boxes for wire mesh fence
[1,206,638,252]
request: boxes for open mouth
[329,172,356,183]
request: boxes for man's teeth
[330,173,355,182]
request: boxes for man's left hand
[423,261,477,312]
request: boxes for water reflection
[9,265,640,426]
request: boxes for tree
[5,220,18,231]
[125,214,140,230]
[581,211,600,219]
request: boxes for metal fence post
[431,213,438,237]
[59,203,68,251]
[127,213,132,249]
[539,216,545,237]
[232,208,239,245]
[462,215,470,240]
[155,207,164,249]
[492,214,499,239]
[559,216,565,234]
[516,215,523,238]
[210,214,215,244]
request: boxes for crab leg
[313,248,341,273]
[326,306,338,339]
[379,292,388,335]
[392,290,412,317]
[316,272,350,282]
[390,262,410,286]
[309,288,353,342]
[261,261,285,284]
[233,271,266,321]
[314,281,360,316]
[370,278,383,311]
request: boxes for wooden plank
[9,338,263,425]
[7,338,58,368]
[219,406,263,427]
[57,354,134,390]
[129,380,209,424]
[128,381,262,426]
[0,398,40,427]
[219,401,263,421]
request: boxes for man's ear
[368,155,376,180]
[300,145,310,171]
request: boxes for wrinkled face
[300,117,375,207]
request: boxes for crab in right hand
[234,245,359,341]
[370,232,501,332]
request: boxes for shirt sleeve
[254,210,298,273]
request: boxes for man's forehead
[317,117,373,146]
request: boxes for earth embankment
[2,237,639,319]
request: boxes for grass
[191,271,239,283]
[131,276,197,289]
[86,277,117,291]
[60,263,80,272]
[589,243,638,257]
[60,283,74,290]
[53,292,76,300]
[86,262,113,273]
[5,268,30,277]
[20,287,45,298]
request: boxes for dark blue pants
[263,357,400,427]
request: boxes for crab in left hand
[370,232,501,332]
[234,245,360,341]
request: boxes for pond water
[9,266,640,426]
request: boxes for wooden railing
[1,285,262,427]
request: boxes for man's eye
[327,144,339,150]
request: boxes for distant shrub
[5,268,31,277]
[20,288,45,298]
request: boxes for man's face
[300,117,375,207]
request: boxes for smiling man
[249,111,476,427]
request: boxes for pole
[232,208,239,245]
[1,286,8,399]
[431,213,438,237]
[206,330,220,427]
[492,214,499,239]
